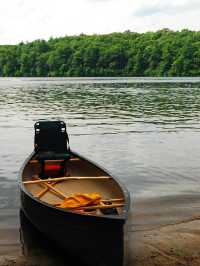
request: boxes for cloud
[87,0,113,1]
[133,0,200,17]
[0,0,199,44]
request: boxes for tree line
[0,29,199,77]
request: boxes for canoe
[19,120,130,266]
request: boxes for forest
[0,29,199,77]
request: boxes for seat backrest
[34,120,69,153]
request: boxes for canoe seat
[34,121,71,179]
[34,120,70,153]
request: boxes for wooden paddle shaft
[101,198,124,203]
[36,181,58,198]
[23,176,111,185]
[33,176,67,199]
[33,176,67,200]
[41,182,67,199]
[76,203,124,210]
[53,198,124,207]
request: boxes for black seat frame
[34,120,70,178]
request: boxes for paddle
[26,176,124,211]
[36,181,60,198]
[32,175,67,200]
[23,176,111,185]
[77,203,124,210]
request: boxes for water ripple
[1,78,200,199]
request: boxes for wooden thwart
[23,176,111,185]
[30,159,64,164]
[101,198,124,203]
[29,157,80,164]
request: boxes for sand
[128,218,200,266]
[125,194,200,266]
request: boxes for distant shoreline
[0,77,199,85]
[0,30,199,77]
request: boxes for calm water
[1,77,200,261]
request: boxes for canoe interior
[22,154,125,216]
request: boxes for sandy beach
[129,217,200,266]
[127,194,200,266]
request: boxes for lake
[1,77,200,263]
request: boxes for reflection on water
[1,81,200,134]
[1,78,200,263]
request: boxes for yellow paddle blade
[58,193,101,209]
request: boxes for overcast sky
[0,0,199,44]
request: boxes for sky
[0,0,199,44]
